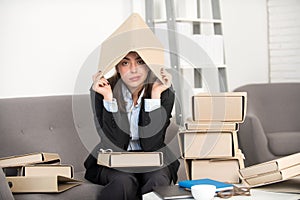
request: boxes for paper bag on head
[98,13,167,85]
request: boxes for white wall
[0,0,132,98]
[220,0,269,91]
[268,0,300,83]
[0,0,270,98]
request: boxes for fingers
[92,71,110,87]
[92,71,104,82]
[161,73,169,82]
[97,78,110,87]
[160,68,172,87]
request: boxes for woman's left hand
[151,68,172,99]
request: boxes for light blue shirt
[103,83,161,151]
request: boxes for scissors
[216,186,251,198]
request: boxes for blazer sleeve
[139,87,175,151]
[90,89,130,150]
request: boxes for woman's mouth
[129,76,141,81]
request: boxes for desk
[143,189,300,200]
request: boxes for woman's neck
[130,86,143,106]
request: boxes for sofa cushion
[267,131,300,156]
[0,96,91,172]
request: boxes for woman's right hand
[92,71,113,101]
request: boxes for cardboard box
[185,121,239,131]
[192,92,247,122]
[97,152,163,168]
[0,152,61,168]
[244,164,300,187]
[6,176,81,193]
[189,159,241,184]
[239,152,300,179]
[178,131,234,159]
[22,165,73,178]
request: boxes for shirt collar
[122,83,145,111]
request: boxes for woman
[84,51,179,200]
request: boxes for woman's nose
[130,63,138,73]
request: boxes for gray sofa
[0,95,185,199]
[234,83,300,167]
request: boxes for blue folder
[178,178,234,192]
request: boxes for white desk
[143,189,300,200]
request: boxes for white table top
[143,189,300,200]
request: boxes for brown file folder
[6,176,81,193]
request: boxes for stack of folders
[239,152,300,187]
[178,92,247,184]
[0,152,81,193]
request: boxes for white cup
[191,184,216,200]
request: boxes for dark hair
[108,66,157,112]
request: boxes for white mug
[191,184,216,200]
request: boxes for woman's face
[117,52,149,93]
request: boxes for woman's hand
[151,68,172,99]
[92,71,113,101]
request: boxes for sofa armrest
[238,114,276,166]
[0,167,14,200]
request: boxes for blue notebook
[178,178,234,192]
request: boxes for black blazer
[84,83,180,184]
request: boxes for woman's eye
[137,60,145,65]
[121,61,129,66]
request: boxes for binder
[185,121,238,131]
[98,13,168,86]
[192,92,247,122]
[243,164,300,187]
[239,153,300,179]
[6,176,81,193]
[0,152,60,168]
[178,131,234,158]
[191,159,241,183]
[22,164,73,178]
[97,151,163,168]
